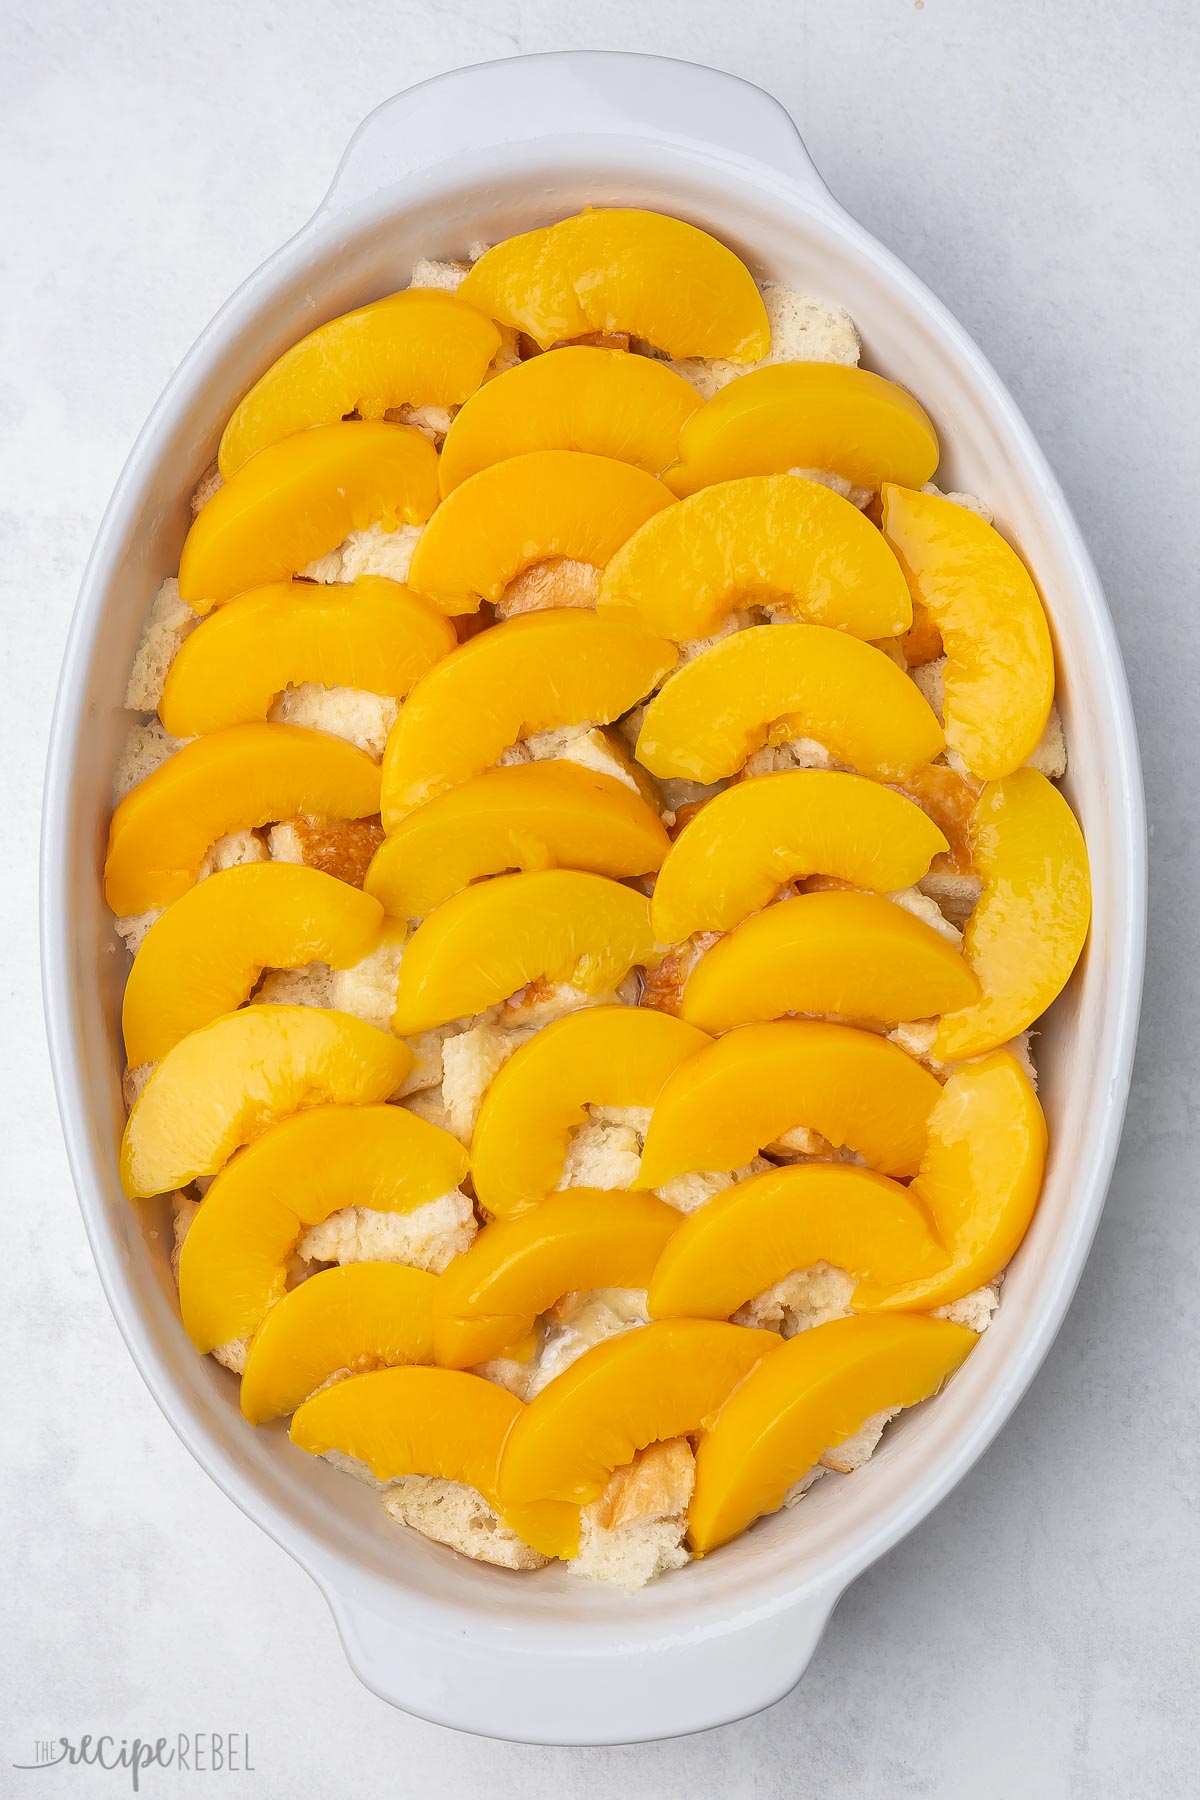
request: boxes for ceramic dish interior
[42,53,1145,1744]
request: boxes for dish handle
[320,51,837,218]
[319,1572,841,1743]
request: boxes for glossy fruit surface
[498,1319,779,1506]
[637,1021,942,1185]
[379,609,676,824]
[104,724,381,914]
[650,771,948,943]
[880,484,1055,778]
[120,1008,410,1197]
[688,1314,976,1552]
[365,764,669,920]
[679,890,978,1032]
[647,1162,947,1320]
[459,209,770,359]
[391,871,657,1034]
[122,863,383,1064]
[406,450,671,614]
[470,1006,709,1217]
[218,289,501,475]
[635,621,944,784]
[666,364,939,497]
[598,475,911,641]
[437,346,700,492]
[434,1190,680,1368]
[159,577,455,736]
[934,769,1091,1058]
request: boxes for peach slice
[178,421,439,612]
[365,764,670,920]
[650,771,948,943]
[178,1103,467,1351]
[122,863,383,1065]
[459,209,769,359]
[666,364,940,499]
[104,724,381,915]
[856,1052,1047,1312]
[437,345,701,493]
[647,1163,948,1322]
[406,450,671,614]
[120,1007,411,1198]
[390,871,657,1035]
[218,289,501,476]
[498,1319,779,1506]
[380,610,676,824]
[434,1190,680,1369]
[290,1365,581,1559]
[880,484,1055,778]
[636,622,944,785]
[637,1021,943,1186]
[679,890,978,1033]
[158,577,455,737]
[934,769,1091,1059]
[689,1315,977,1552]
[598,475,911,642]
[238,1263,437,1423]
[470,1006,710,1218]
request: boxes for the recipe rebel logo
[12,1734,254,1790]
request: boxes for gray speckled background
[3,2,1195,1794]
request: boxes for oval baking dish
[41,51,1145,1744]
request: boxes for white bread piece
[440,1024,533,1143]
[114,909,161,957]
[190,460,223,516]
[765,1124,833,1160]
[113,718,187,802]
[788,466,872,510]
[496,975,640,1031]
[267,816,383,888]
[742,734,845,779]
[733,1261,855,1336]
[383,1477,549,1570]
[298,522,424,586]
[525,1288,649,1399]
[329,921,407,1032]
[821,1407,900,1474]
[494,557,599,621]
[386,402,455,447]
[395,1025,459,1099]
[557,1121,643,1192]
[122,1061,153,1109]
[888,1022,1037,1091]
[198,828,268,880]
[669,284,860,399]
[889,884,963,946]
[399,1084,456,1136]
[917,868,984,928]
[253,964,336,1008]
[571,1440,695,1591]
[910,654,946,722]
[410,257,469,292]
[920,482,994,524]
[171,1194,248,1371]
[934,1282,1001,1331]
[125,579,198,710]
[298,1188,476,1274]
[654,1157,774,1215]
[503,721,660,806]
[783,1467,827,1507]
[268,683,399,759]
[674,609,754,670]
[1026,705,1067,778]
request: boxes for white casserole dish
[41,51,1146,1745]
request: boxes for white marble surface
[2,2,1196,1794]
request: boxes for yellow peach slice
[647,1163,948,1322]
[855,1052,1047,1313]
[365,764,670,921]
[104,724,381,915]
[178,421,439,612]
[122,863,383,1065]
[437,345,701,493]
[459,209,769,359]
[688,1315,977,1552]
[498,1319,779,1506]
[380,610,676,824]
[178,1103,468,1350]
[239,1263,437,1423]
[651,772,948,943]
[158,577,455,737]
[636,622,945,784]
[679,890,978,1033]
[218,289,501,476]
[598,475,911,642]
[406,450,671,614]
[933,769,1091,1059]
[434,1190,680,1368]
[880,484,1055,778]
[290,1365,581,1559]
[637,1021,943,1186]
[391,871,657,1035]
[666,364,940,498]
[120,1008,410,1198]
[470,1006,710,1218]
